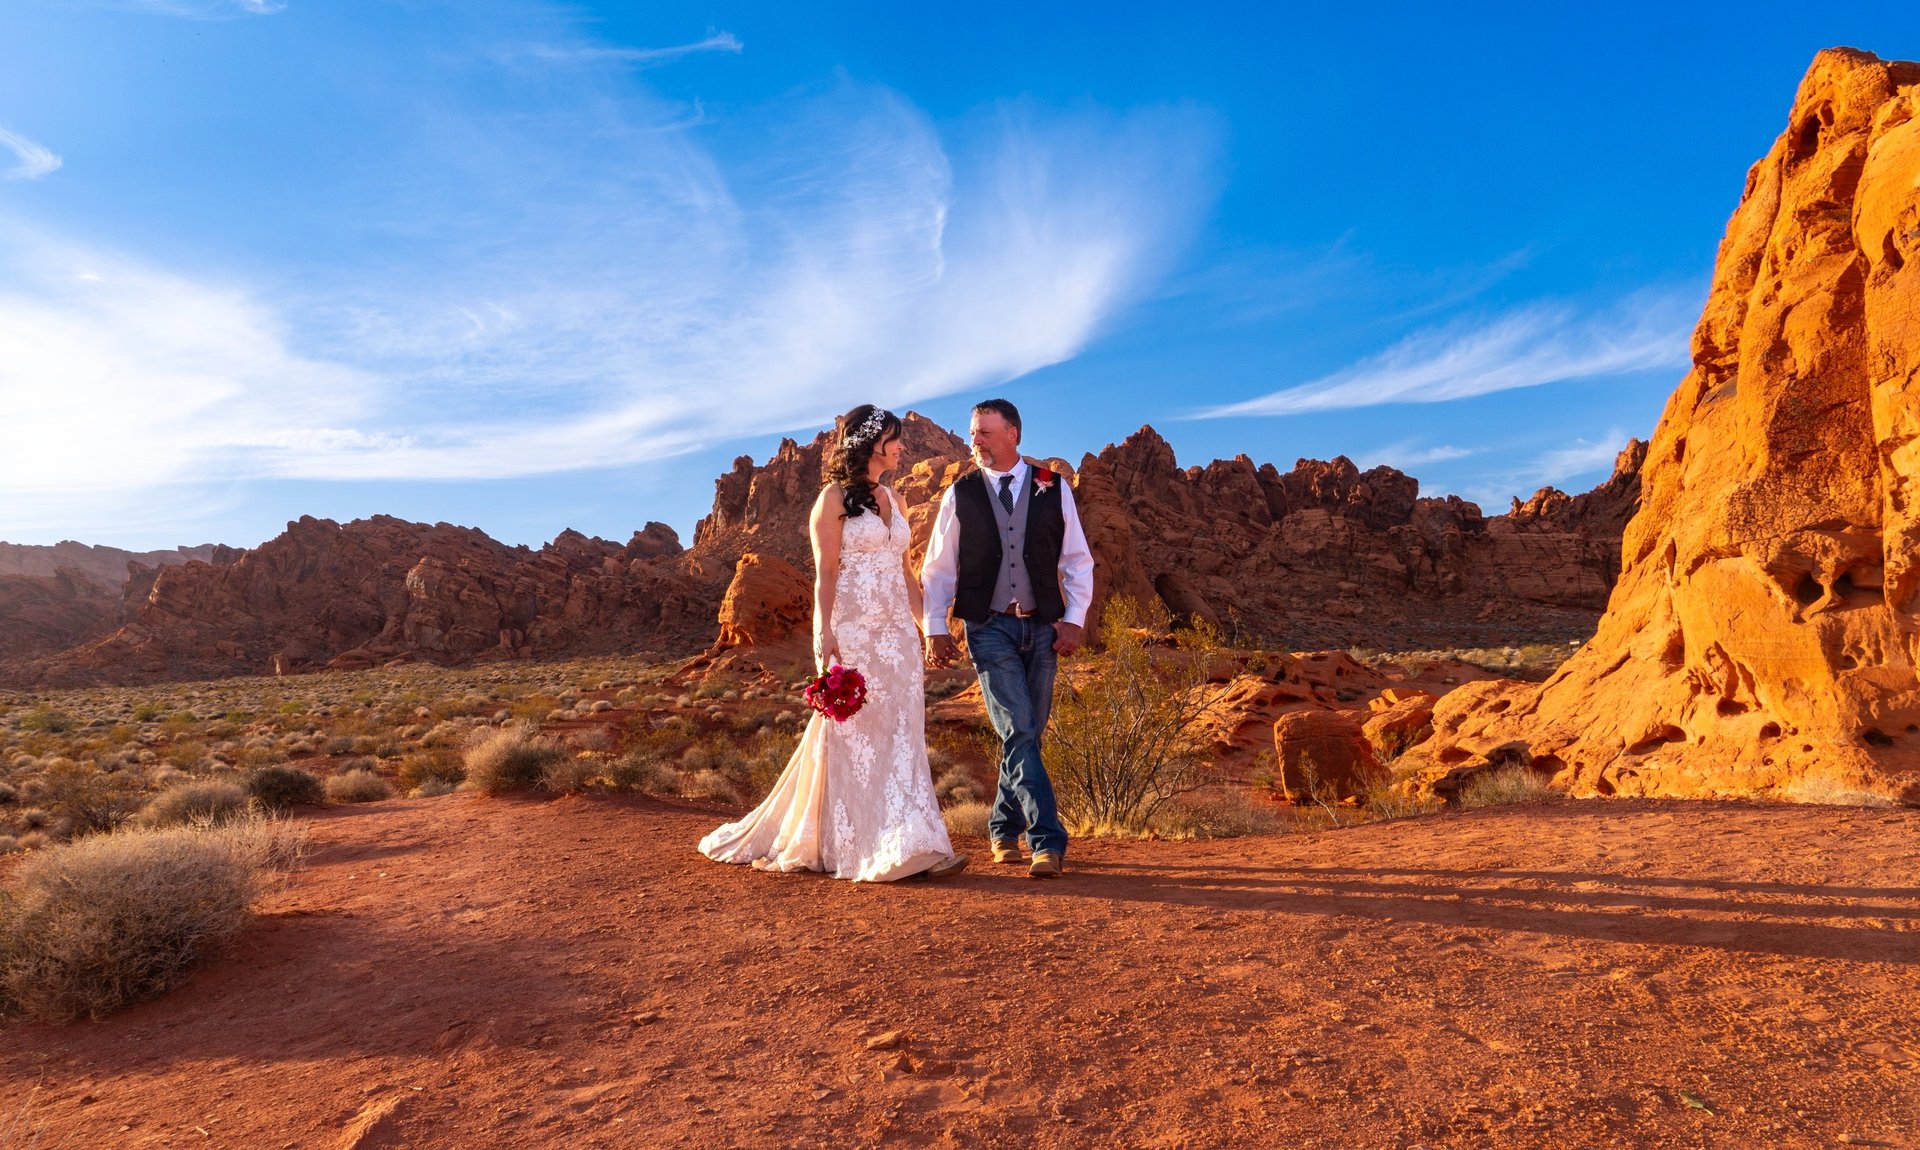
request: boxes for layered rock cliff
[1400,48,1920,804]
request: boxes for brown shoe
[990,839,1023,865]
[1028,851,1063,879]
[924,853,969,879]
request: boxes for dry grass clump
[941,800,990,840]
[247,764,324,811]
[323,768,392,804]
[538,754,599,795]
[396,748,465,794]
[1148,789,1286,839]
[680,769,743,805]
[463,723,567,795]
[1779,773,1900,807]
[1458,765,1562,808]
[137,780,254,829]
[605,750,679,794]
[38,758,143,836]
[0,817,306,1021]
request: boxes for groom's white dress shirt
[919,458,1096,638]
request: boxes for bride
[698,405,968,882]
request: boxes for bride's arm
[896,486,925,630]
[809,487,843,670]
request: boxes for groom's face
[969,411,1020,471]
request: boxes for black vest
[951,469,1067,624]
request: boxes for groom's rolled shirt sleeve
[920,486,961,637]
[1059,481,1095,630]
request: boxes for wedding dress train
[698,493,953,881]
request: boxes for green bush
[18,709,76,734]
[247,765,324,811]
[1047,597,1226,836]
[605,751,679,794]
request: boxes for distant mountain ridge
[0,541,239,590]
[0,421,1643,688]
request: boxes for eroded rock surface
[1400,49,1920,804]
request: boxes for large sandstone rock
[1400,49,1920,805]
[1271,710,1383,800]
[0,541,236,589]
[0,570,121,662]
[713,552,812,652]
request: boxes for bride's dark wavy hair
[825,404,903,519]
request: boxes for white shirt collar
[980,458,1027,486]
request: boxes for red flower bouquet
[803,664,868,722]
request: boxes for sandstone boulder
[1272,710,1383,801]
[713,552,813,652]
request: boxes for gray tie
[997,473,1015,514]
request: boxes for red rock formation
[11,516,715,686]
[1079,427,1640,649]
[1400,49,1920,804]
[713,553,812,653]
[1271,710,1382,800]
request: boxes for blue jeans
[964,613,1067,857]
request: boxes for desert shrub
[605,750,679,794]
[0,822,284,1021]
[1359,775,1445,821]
[132,703,161,722]
[680,742,722,774]
[323,769,391,804]
[933,765,980,807]
[396,748,464,792]
[1148,790,1284,840]
[462,724,566,795]
[941,800,990,840]
[247,765,324,811]
[18,709,76,734]
[568,728,612,753]
[324,736,356,756]
[680,769,742,805]
[1046,597,1227,836]
[137,780,253,829]
[38,759,144,836]
[0,781,16,805]
[1458,765,1561,808]
[538,753,600,795]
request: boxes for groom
[922,399,1095,879]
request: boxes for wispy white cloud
[106,0,284,18]
[0,127,61,181]
[0,74,1214,535]
[1358,441,1477,471]
[1531,430,1631,485]
[520,31,744,67]
[1190,287,1697,418]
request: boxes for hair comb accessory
[842,408,891,448]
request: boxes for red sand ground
[4,795,1918,1149]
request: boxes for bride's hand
[814,627,841,672]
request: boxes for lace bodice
[832,501,910,633]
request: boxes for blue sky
[1,1,1916,550]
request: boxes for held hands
[925,634,959,669]
[1051,621,1085,656]
[814,626,841,673]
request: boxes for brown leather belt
[997,603,1038,619]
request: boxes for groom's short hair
[972,398,1022,442]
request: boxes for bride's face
[870,432,902,474]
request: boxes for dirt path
[5,795,1919,1149]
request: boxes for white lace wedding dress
[698,492,954,882]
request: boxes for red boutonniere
[1032,468,1056,496]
